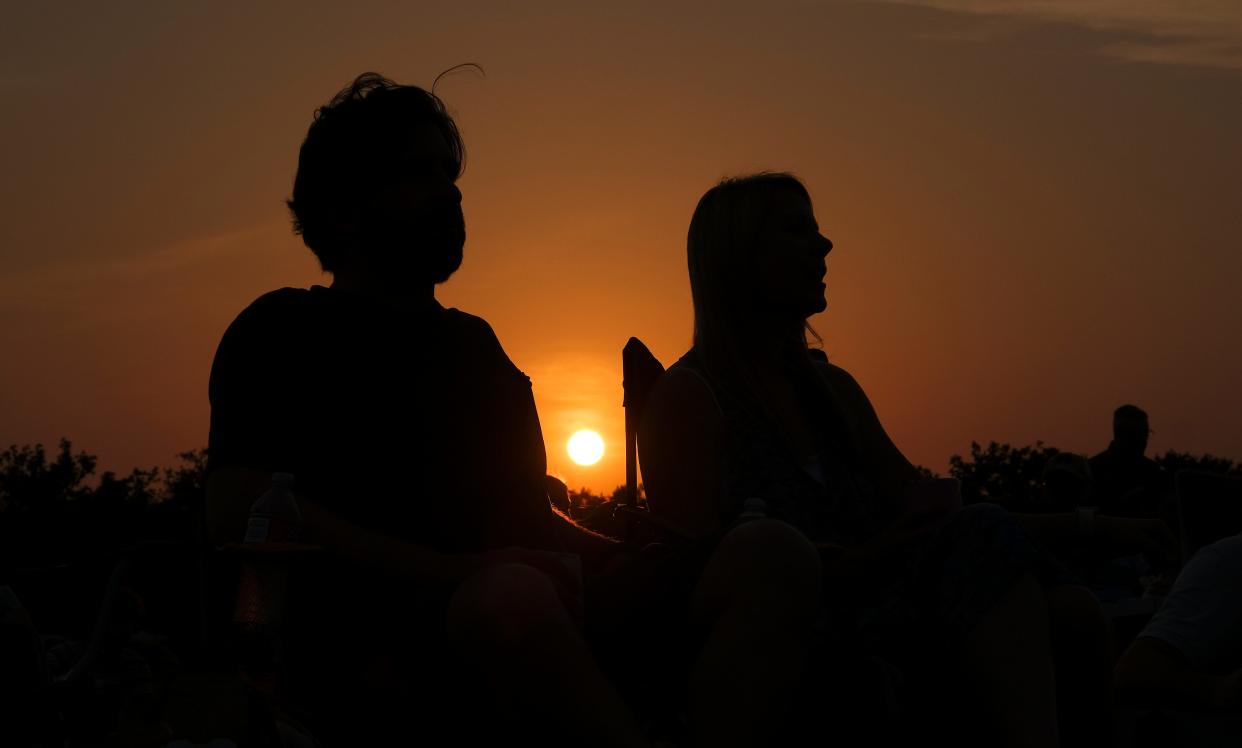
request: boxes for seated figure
[207,72,645,747]
[639,172,1112,747]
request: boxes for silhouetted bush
[1153,450,1240,478]
[0,440,207,571]
[948,441,1062,509]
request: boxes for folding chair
[618,337,693,546]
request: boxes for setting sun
[567,429,605,466]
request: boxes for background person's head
[1112,404,1151,457]
[287,72,466,287]
[687,173,832,356]
[1041,452,1093,511]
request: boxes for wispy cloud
[0,222,319,342]
[0,224,276,307]
[0,74,39,91]
[885,0,1242,71]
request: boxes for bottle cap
[271,472,295,488]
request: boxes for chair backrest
[1175,469,1242,564]
[622,337,666,510]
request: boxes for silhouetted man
[1089,404,1171,520]
[206,73,646,747]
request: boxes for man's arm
[207,466,580,594]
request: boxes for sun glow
[567,429,605,466]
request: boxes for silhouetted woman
[640,173,1078,748]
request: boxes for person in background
[1016,452,1177,604]
[1090,405,1172,521]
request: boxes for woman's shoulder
[643,351,724,432]
[813,358,870,407]
[664,350,715,391]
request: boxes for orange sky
[3,2,1241,493]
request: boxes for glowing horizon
[3,2,1241,494]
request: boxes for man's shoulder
[210,289,317,385]
[441,307,499,342]
[1088,450,1112,467]
[243,286,318,317]
[224,287,317,336]
[439,308,528,380]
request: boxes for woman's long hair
[686,173,861,457]
[688,173,813,360]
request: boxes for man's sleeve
[1140,536,1242,673]
[467,316,558,550]
[207,297,302,475]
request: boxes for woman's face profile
[754,190,833,323]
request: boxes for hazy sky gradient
[3,1,1240,492]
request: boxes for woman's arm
[638,368,728,538]
[817,362,921,494]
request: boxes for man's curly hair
[287,72,465,273]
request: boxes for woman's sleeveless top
[671,349,899,545]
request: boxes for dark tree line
[947,440,1240,508]
[0,440,207,571]
[2,437,1237,569]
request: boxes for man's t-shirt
[1089,447,1170,519]
[208,285,554,554]
[1140,535,1242,675]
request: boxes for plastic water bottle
[234,473,300,679]
[243,472,301,544]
